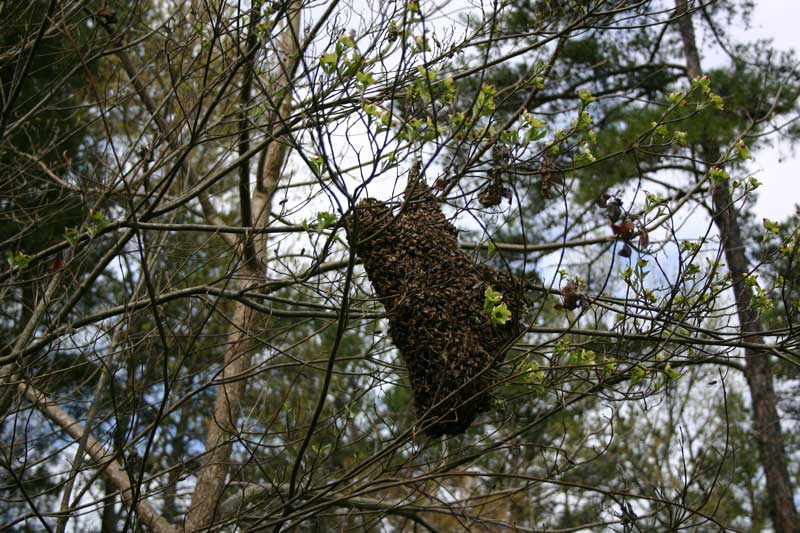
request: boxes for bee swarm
[346,163,523,437]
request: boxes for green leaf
[672,130,688,146]
[88,210,110,237]
[681,240,700,253]
[664,363,680,381]
[577,88,597,103]
[309,154,327,176]
[363,103,380,116]
[569,349,596,366]
[416,65,437,81]
[65,227,80,246]
[736,139,751,160]
[709,166,729,184]
[523,127,545,145]
[316,211,337,231]
[438,76,456,104]
[320,52,338,73]
[691,75,712,95]
[425,116,445,137]
[490,302,512,325]
[651,121,668,138]
[578,142,595,163]
[337,35,356,49]
[763,218,780,235]
[575,110,593,129]
[379,111,393,128]
[91,209,108,225]
[483,285,503,311]
[631,363,647,385]
[668,91,686,107]
[602,357,617,375]
[553,339,570,359]
[523,111,545,129]
[7,250,33,270]
[500,130,519,144]
[413,35,430,52]
[340,52,361,78]
[525,361,545,383]
[473,83,497,118]
[356,70,375,86]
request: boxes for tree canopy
[1,1,799,531]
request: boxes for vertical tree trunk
[183,283,260,531]
[101,477,119,532]
[675,2,798,531]
[162,402,189,523]
[184,4,301,531]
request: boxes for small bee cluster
[347,163,523,437]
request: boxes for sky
[730,0,800,220]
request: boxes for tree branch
[19,382,177,533]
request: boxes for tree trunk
[183,282,260,530]
[184,4,300,530]
[675,2,798,531]
[101,478,119,532]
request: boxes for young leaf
[483,285,503,311]
[356,71,375,86]
[490,302,512,325]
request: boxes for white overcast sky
[727,0,800,220]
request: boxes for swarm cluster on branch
[346,162,524,436]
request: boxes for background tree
[1,1,799,532]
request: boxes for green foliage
[663,363,680,381]
[356,70,375,86]
[763,218,780,235]
[473,83,497,118]
[483,285,512,325]
[3,2,799,531]
[490,302,512,325]
[6,250,33,270]
[709,166,730,184]
[87,210,111,237]
[315,211,338,231]
[302,210,338,233]
[483,285,503,311]
[567,348,595,366]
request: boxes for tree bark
[183,4,301,531]
[183,282,260,531]
[675,2,798,531]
